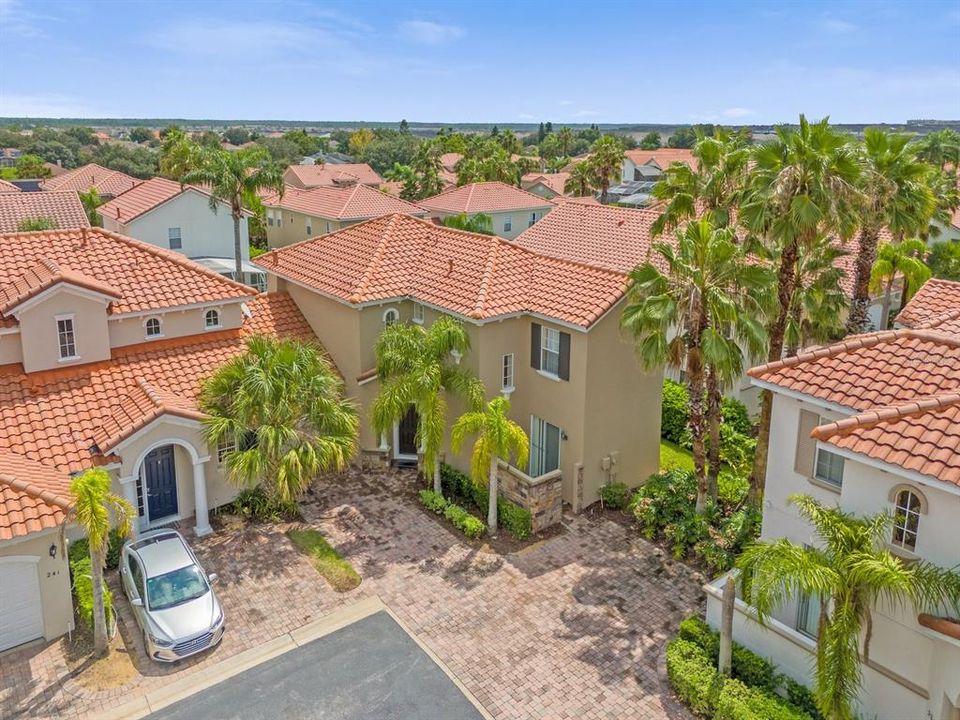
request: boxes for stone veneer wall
[496,461,563,533]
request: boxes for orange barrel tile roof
[521,173,570,196]
[0,452,72,541]
[0,178,21,193]
[896,278,960,333]
[262,183,425,221]
[40,163,141,196]
[623,148,698,170]
[0,190,90,232]
[285,163,383,188]
[0,256,121,314]
[255,213,628,328]
[419,181,555,215]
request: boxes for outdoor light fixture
[49,543,57,559]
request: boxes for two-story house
[0,226,316,653]
[419,182,555,240]
[262,183,427,249]
[521,173,571,200]
[255,213,662,514]
[40,162,140,200]
[619,148,696,184]
[97,177,264,290]
[283,163,383,190]
[703,284,960,720]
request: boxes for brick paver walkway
[0,468,703,720]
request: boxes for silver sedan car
[119,529,225,662]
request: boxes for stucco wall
[0,530,73,642]
[0,331,23,365]
[18,289,111,373]
[265,208,345,249]
[425,207,553,240]
[107,302,245,349]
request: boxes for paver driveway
[0,468,704,720]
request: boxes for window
[892,489,922,551]
[383,308,399,327]
[503,216,512,233]
[267,209,275,226]
[795,591,821,639]
[217,433,236,464]
[529,416,561,477]
[541,327,561,376]
[204,309,221,329]
[306,220,312,236]
[168,227,182,250]
[528,212,538,227]
[250,272,267,293]
[145,317,162,338]
[814,446,845,488]
[412,302,425,324]
[325,221,332,233]
[56,316,77,360]
[502,353,515,392]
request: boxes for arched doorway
[143,445,178,522]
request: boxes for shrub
[443,503,486,539]
[598,482,629,510]
[718,472,750,506]
[224,486,299,522]
[419,489,448,514]
[70,555,114,632]
[665,638,724,715]
[440,463,472,499]
[498,500,532,540]
[661,379,689,444]
[678,615,720,657]
[721,396,754,436]
[719,426,757,477]
[441,463,531,540]
[714,678,810,720]
[68,528,126,571]
[783,677,824,720]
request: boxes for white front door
[0,558,44,651]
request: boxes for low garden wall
[496,461,562,533]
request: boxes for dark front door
[145,445,178,521]
[397,406,419,457]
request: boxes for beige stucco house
[256,213,662,513]
[419,181,555,240]
[521,173,570,200]
[0,226,316,652]
[263,183,426,249]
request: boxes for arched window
[145,317,162,338]
[892,488,923,551]
[383,308,399,328]
[204,309,221,329]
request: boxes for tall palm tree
[408,142,444,200]
[565,161,595,197]
[556,127,576,157]
[785,237,848,353]
[588,135,625,204]
[846,129,936,334]
[373,317,484,495]
[182,146,284,277]
[915,128,960,171]
[869,238,931,330]
[740,116,862,501]
[621,219,769,511]
[159,128,203,181]
[201,337,359,505]
[451,396,529,535]
[68,468,134,657]
[738,494,960,720]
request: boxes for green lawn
[286,528,361,592]
[660,439,695,472]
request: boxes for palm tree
[785,237,848,353]
[556,127,576,157]
[846,129,936,334]
[407,142,445,200]
[869,238,931,330]
[451,396,529,535]
[738,494,960,720]
[915,128,960,171]
[200,337,359,505]
[621,219,769,511]
[182,146,284,277]
[78,187,103,227]
[565,161,595,197]
[68,468,134,657]
[441,212,495,235]
[740,116,862,501]
[588,135,625,204]
[159,128,203,181]
[373,317,484,495]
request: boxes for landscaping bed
[287,527,361,592]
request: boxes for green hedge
[68,528,126,571]
[443,503,486,538]
[598,482,629,510]
[69,555,114,632]
[419,489,448,514]
[661,379,689,444]
[219,486,299,522]
[439,464,531,540]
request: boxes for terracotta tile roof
[97,177,191,224]
[0,292,315,475]
[830,227,894,296]
[515,200,665,274]
[623,148,697,170]
[92,378,204,453]
[285,163,382,188]
[0,190,90,232]
[41,163,141,196]
[263,184,425,221]
[0,452,73,541]
[0,257,122,315]
[255,213,627,328]
[439,153,462,172]
[0,178,21,193]
[419,182,555,215]
[811,392,960,486]
[0,227,253,326]
[896,278,960,331]
[522,173,570,196]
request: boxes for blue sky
[1,0,958,123]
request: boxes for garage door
[0,559,44,651]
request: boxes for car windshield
[145,565,208,610]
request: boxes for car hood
[147,591,220,641]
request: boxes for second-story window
[502,353,515,392]
[530,323,570,380]
[306,220,312,236]
[541,327,561,376]
[267,209,275,226]
[56,316,77,360]
[383,308,399,328]
[168,227,182,250]
[892,488,922,551]
[529,212,538,227]
[503,216,512,233]
[205,308,221,329]
[145,317,162,338]
[814,446,845,488]
[413,303,425,324]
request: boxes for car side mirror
[208,573,219,585]
[131,597,143,607]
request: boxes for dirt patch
[64,622,138,691]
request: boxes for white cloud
[820,18,858,34]
[0,93,102,118]
[0,0,52,38]
[398,20,464,45]
[722,107,754,119]
[143,21,316,57]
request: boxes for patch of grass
[660,439,695,472]
[286,528,361,592]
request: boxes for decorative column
[193,456,213,537]
[119,475,140,538]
